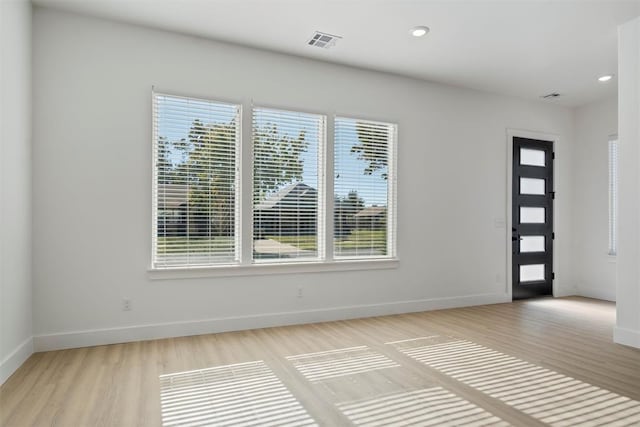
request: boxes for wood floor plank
[1,297,639,426]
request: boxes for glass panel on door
[520,148,545,167]
[520,264,545,282]
[520,236,545,253]
[520,207,545,224]
[520,178,545,195]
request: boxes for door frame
[506,129,559,300]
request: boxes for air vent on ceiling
[307,31,341,49]
[541,92,562,99]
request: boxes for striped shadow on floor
[286,345,400,382]
[337,387,510,427]
[390,337,640,427]
[159,360,316,427]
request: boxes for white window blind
[152,93,241,268]
[608,138,618,256]
[334,117,396,259]
[252,107,325,262]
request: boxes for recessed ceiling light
[598,74,614,82]
[411,26,430,37]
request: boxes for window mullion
[240,101,254,265]
[324,115,335,261]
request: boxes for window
[151,92,398,271]
[152,93,241,268]
[334,117,396,258]
[608,137,618,256]
[252,107,325,261]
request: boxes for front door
[512,137,554,300]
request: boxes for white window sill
[148,258,399,280]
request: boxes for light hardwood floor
[1,297,639,426]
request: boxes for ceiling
[34,0,640,107]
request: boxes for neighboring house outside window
[156,183,188,237]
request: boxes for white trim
[33,292,509,352]
[324,115,335,261]
[613,326,640,349]
[148,258,399,280]
[553,286,577,298]
[249,100,329,118]
[575,287,616,302]
[607,138,619,257]
[317,115,328,260]
[0,337,33,385]
[389,123,399,258]
[333,111,401,128]
[150,87,243,109]
[506,129,560,300]
[240,98,253,265]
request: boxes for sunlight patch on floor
[286,346,400,382]
[391,338,640,426]
[524,298,614,323]
[159,360,316,427]
[337,387,510,427]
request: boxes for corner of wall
[0,337,33,385]
[615,16,640,348]
[0,0,34,385]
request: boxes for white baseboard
[554,283,578,298]
[34,292,510,352]
[0,337,33,385]
[613,326,640,349]
[575,287,616,302]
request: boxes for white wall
[32,8,576,350]
[0,0,33,384]
[615,16,640,349]
[572,96,617,302]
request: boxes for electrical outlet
[297,286,303,298]
[122,298,132,311]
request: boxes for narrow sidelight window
[608,138,618,256]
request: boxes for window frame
[149,93,399,278]
[251,105,327,264]
[608,136,618,257]
[151,91,243,269]
[333,116,398,261]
